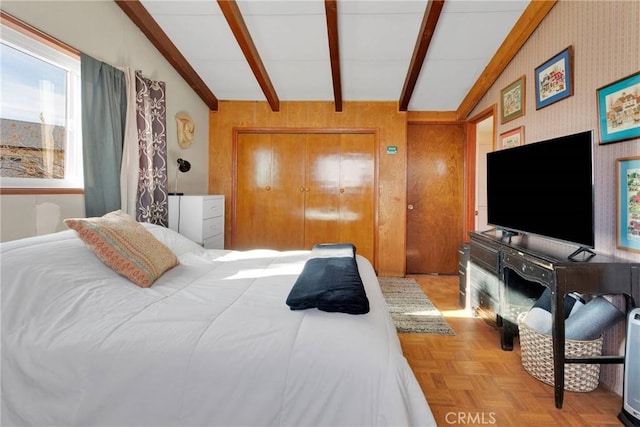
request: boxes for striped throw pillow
[64,210,178,287]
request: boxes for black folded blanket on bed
[286,243,369,314]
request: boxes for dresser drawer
[476,291,499,327]
[203,233,224,250]
[169,195,225,246]
[202,216,224,240]
[203,198,224,219]
[470,240,499,274]
[470,262,500,302]
[458,243,470,267]
[502,250,552,284]
[458,290,467,309]
[459,269,467,292]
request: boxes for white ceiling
[140,0,529,111]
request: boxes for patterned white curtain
[134,71,168,226]
[120,68,139,218]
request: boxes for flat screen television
[486,130,594,256]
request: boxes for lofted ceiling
[117,0,556,116]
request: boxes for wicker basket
[517,313,603,392]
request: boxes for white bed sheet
[1,225,435,426]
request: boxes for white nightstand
[168,195,225,249]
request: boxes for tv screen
[486,130,594,248]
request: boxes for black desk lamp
[169,158,191,195]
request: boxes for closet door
[304,134,341,247]
[234,133,305,249]
[304,133,375,263]
[338,134,375,264]
[234,131,376,265]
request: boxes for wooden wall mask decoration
[176,112,194,149]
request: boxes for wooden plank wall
[209,101,407,276]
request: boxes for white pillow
[143,223,206,257]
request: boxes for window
[0,14,82,190]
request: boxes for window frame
[0,12,83,194]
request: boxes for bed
[1,220,436,426]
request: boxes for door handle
[408,204,414,210]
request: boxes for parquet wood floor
[400,274,624,427]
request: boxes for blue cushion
[286,243,369,315]
[564,296,625,340]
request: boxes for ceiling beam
[456,0,557,119]
[324,0,342,112]
[217,0,280,112]
[398,0,445,112]
[114,0,218,111]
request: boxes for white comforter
[1,225,435,426]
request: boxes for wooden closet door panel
[234,133,305,250]
[339,133,375,264]
[303,134,341,248]
[269,134,306,249]
[235,133,272,249]
[234,131,376,265]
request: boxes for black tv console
[468,231,640,409]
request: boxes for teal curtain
[81,53,127,217]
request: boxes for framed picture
[616,156,640,253]
[500,76,525,123]
[535,46,573,109]
[597,71,640,145]
[499,126,524,149]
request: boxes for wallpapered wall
[471,0,639,261]
[470,0,640,395]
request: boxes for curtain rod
[1,11,80,57]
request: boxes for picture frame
[500,76,525,123]
[499,126,524,149]
[616,156,640,253]
[535,46,573,110]
[596,71,640,145]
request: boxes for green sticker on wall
[386,146,398,154]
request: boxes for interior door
[406,124,465,274]
[475,117,493,231]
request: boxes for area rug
[378,277,454,335]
